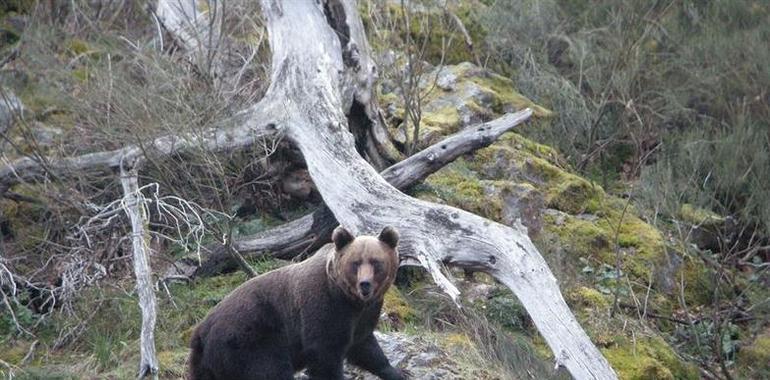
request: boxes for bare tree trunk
[249,1,616,379]
[120,166,158,379]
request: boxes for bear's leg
[347,334,407,380]
[242,345,295,380]
[304,346,345,380]
[205,344,294,380]
[240,350,294,380]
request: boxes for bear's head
[331,226,400,302]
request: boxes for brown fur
[188,226,406,380]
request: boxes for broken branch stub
[256,1,617,379]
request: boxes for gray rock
[501,185,545,237]
[464,282,496,303]
[296,332,470,379]
[481,181,545,237]
[544,208,568,226]
[434,67,457,91]
[30,121,62,147]
[0,88,23,133]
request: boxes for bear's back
[199,244,334,335]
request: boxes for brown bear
[188,226,406,380]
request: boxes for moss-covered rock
[569,286,611,310]
[677,204,724,227]
[383,54,699,380]
[415,160,504,221]
[467,132,602,215]
[382,62,552,150]
[393,60,677,292]
[675,204,732,251]
[602,335,699,380]
[679,256,715,306]
[365,1,488,65]
[736,329,770,379]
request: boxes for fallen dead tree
[0,1,617,378]
[244,2,616,378]
[185,109,533,277]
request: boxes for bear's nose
[359,281,371,294]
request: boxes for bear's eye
[370,259,383,272]
[352,260,362,268]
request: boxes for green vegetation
[0,269,261,378]
[602,335,699,380]
[361,1,487,65]
[737,330,770,379]
[1,1,767,379]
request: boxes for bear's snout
[359,280,372,297]
[356,262,376,300]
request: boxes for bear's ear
[332,226,354,250]
[378,226,399,249]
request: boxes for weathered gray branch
[250,1,616,378]
[0,104,277,191]
[384,109,532,189]
[153,0,226,80]
[119,165,158,379]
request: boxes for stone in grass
[296,332,485,380]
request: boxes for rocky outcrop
[389,61,699,379]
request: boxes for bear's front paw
[392,367,411,380]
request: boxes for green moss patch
[737,329,770,379]
[677,204,724,227]
[466,71,552,118]
[602,335,698,380]
[569,286,611,310]
[382,287,419,329]
[157,349,189,379]
[679,257,715,306]
[417,160,504,221]
[468,133,603,214]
